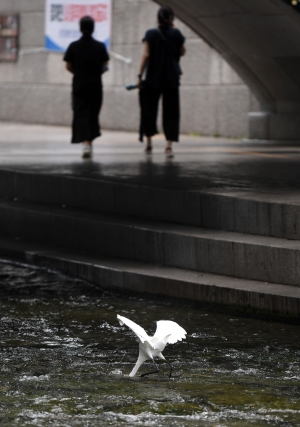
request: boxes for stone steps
[0,236,299,319]
[1,168,300,240]
[1,197,300,287]
[1,167,300,318]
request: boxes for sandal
[145,146,152,154]
[165,147,174,158]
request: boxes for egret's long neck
[129,352,148,377]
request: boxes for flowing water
[0,261,300,427]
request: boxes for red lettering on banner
[64,4,107,22]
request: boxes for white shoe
[82,144,92,159]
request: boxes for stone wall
[0,0,259,138]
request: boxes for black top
[63,35,109,92]
[143,27,185,88]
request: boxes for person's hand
[137,75,142,89]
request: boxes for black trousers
[140,86,180,142]
[71,87,103,144]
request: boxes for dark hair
[157,6,174,28]
[80,16,94,36]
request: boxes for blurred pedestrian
[64,16,109,159]
[138,6,186,157]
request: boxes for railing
[18,47,133,85]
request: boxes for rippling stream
[0,260,300,426]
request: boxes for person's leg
[143,87,161,152]
[81,87,103,159]
[162,87,180,156]
[165,139,173,158]
[72,93,90,144]
[81,99,92,158]
[71,91,93,159]
[145,136,152,153]
[88,86,102,142]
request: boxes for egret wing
[153,320,186,345]
[117,314,150,344]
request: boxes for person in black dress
[137,6,186,157]
[64,16,109,159]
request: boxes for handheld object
[126,84,138,90]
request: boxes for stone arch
[153,0,300,140]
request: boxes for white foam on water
[19,375,50,382]
[232,368,260,376]
[110,369,123,375]
[99,322,120,333]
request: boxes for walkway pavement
[2,121,300,197]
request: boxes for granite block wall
[0,0,259,138]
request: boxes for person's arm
[102,61,109,74]
[65,62,73,74]
[101,44,110,74]
[137,41,150,87]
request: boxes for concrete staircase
[0,168,299,318]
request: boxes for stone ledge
[1,196,300,286]
[2,168,300,240]
[0,236,298,320]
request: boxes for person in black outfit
[64,16,109,159]
[138,6,186,157]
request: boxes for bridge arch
[154,0,300,140]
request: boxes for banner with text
[45,0,111,52]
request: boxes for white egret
[117,314,186,378]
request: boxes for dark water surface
[0,261,300,427]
